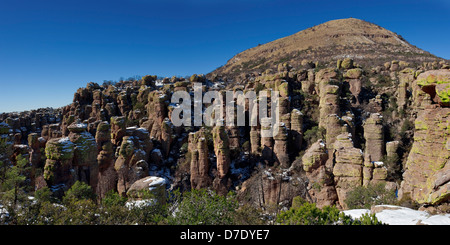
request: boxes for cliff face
[399,107,450,205]
[398,70,450,205]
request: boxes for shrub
[254,83,265,95]
[354,213,384,225]
[142,75,156,86]
[303,126,326,146]
[180,142,189,153]
[242,141,250,152]
[277,201,349,225]
[344,183,397,209]
[63,181,96,204]
[34,187,53,203]
[277,197,385,225]
[169,189,239,225]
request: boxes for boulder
[341,58,354,69]
[126,176,167,204]
[343,68,363,79]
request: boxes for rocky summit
[1,18,450,224]
[210,18,444,82]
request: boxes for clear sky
[0,0,449,113]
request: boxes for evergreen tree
[0,155,31,224]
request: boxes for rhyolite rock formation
[188,130,211,190]
[302,140,338,208]
[363,113,385,162]
[43,137,75,189]
[67,122,99,192]
[212,125,231,195]
[126,176,167,204]
[2,19,449,214]
[332,133,364,209]
[415,69,450,106]
[398,107,450,205]
[95,121,117,199]
[114,127,152,196]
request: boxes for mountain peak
[211,18,443,80]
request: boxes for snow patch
[143,176,167,187]
[344,205,450,225]
[373,161,384,167]
[125,199,156,209]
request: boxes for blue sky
[0,0,449,113]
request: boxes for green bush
[242,141,250,152]
[169,189,239,225]
[277,201,349,225]
[303,126,326,146]
[63,181,96,204]
[142,75,156,86]
[168,189,263,225]
[277,196,385,225]
[353,213,384,225]
[344,183,397,209]
[34,187,53,203]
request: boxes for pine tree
[0,155,31,224]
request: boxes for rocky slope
[210,18,445,82]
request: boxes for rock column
[212,125,231,195]
[95,121,117,199]
[363,113,385,162]
[332,133,364,209]
[189,130,211,190]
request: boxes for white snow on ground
[0,204,8,220]
[143,176,167,187]
[125,199,156,209]
[343,205,450,225]
[344,209,370,219]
